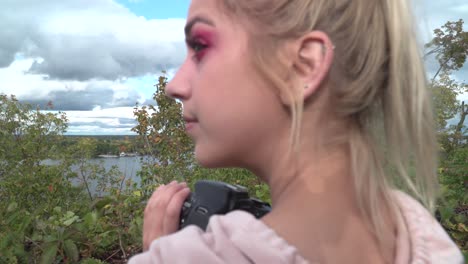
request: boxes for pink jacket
[128,191,464,263]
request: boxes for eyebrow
[184,16,215,37]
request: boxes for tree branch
[431,57,451,85]
[455,101,467,135]
[424,46,442,59]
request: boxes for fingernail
[181,182,188,187]
[170,180,177,185]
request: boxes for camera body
[179,180,271,231]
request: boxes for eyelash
[187,38,208,60]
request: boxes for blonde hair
[221,0,438,249]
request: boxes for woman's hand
[142,181,191,251]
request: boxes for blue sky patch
[117,0,190,19]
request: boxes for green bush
[438,146,468,255]
[0,95,143,262]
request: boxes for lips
[183,116,198,131]
[183,116,197,123]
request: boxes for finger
[144,181,183,220]
[147,181,176,205]
[145,183,167,213]
[142,182,179,250]
[143,187,165,251]
[149,181,184,214]
[163,187,191,234]
[143,183,171,235]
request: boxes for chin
[194,145,239,169]
[195,151,227,168]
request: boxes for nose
[166,61,191,101]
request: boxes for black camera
[179,180,271,231]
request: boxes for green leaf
[6,202,18,212]
[79,258,106,264]
[62,215,80,227]
[44,235,58,243]
[53,207,62,214]
[63,239,79,263]
[40,242,58,264]
[452,232,465,241]
[440,205,455,220]
[64,211,75,218]
[83,211,98,227]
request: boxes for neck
[256,142,396,263]
[265,142,355,209]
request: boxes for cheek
[195,58,273,121]
[198,83,271,139]
[193,44,279,127]
[192,76,284,166]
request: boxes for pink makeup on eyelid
[192,30,215,45]
[191,29,216,61]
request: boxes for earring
[322,44,336,54]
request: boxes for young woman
[129,0,464,263]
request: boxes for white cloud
[0,0,184,135]
[65,107,136,120]
[0,0,186,81]
[0,58,153,111]
[66,125,134,135]
[55,107,140,135]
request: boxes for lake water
[94,156,143,180]
[45,156,147,195]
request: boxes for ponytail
[221,0,439,253]
[351,0,439,250]
[382,0,438,212]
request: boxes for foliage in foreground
[437,146,468,256]
[0,95,143,263]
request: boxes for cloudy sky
[0,0,467,135]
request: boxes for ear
[292,31,334,101]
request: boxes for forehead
[186,0,251,52]
[186,0,248,35]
